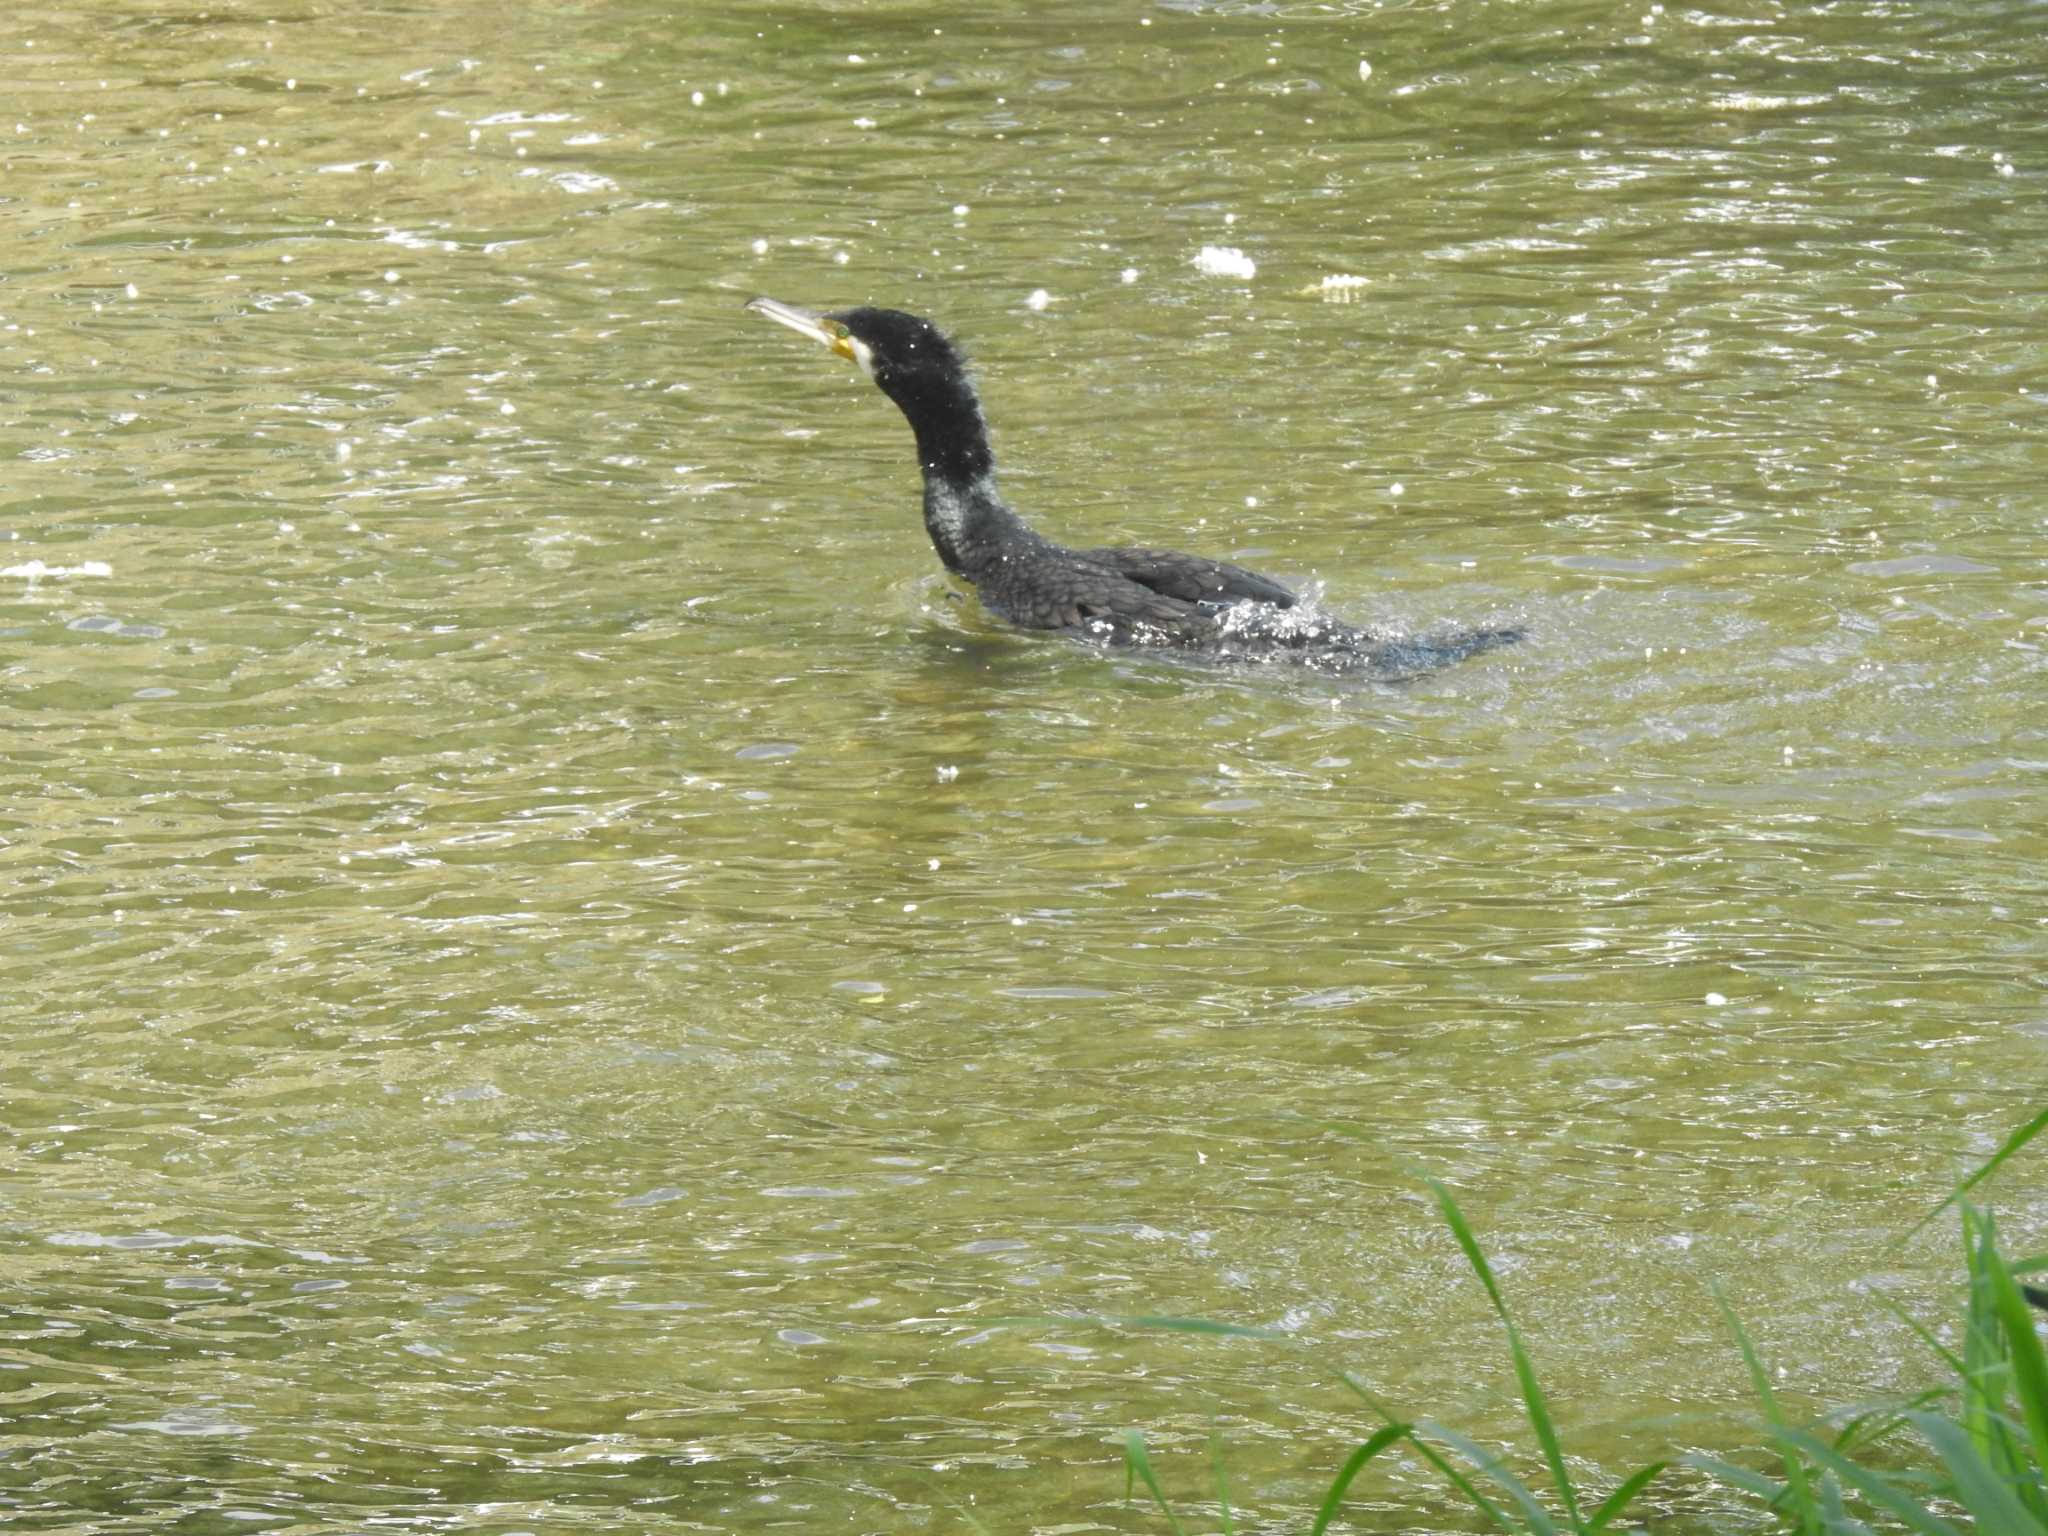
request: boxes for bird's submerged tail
[1197,600,1524,679]
[1364,623,1526,680]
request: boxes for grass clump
[1686,1201,2048,1534]
[1112,1107,2047,1534]
[1120,1172,1666,1536]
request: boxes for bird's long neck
[889,371,1040,580]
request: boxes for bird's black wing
[973,543,1203,635]
[1082,546,1297,609]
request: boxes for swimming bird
[746,298,1521,677]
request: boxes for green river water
[3,2,2045,1531]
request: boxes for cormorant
[746,297,1522,677]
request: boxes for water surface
[3,1,2045,1530]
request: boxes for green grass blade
[1829,1390,1949,1458]
[1307,1423,1412,1536]
[1335,1370,1398,1419]
[1815,1473,1880,1536]
[1904,1411,2048,1534]
[1398,1427,1522,1531]
[1868,1288,1970,1379]
[1417,1417,1562,1535]
[1989,1252,2048,1477]
[1209,1425,1234,1536]
[1121,1430,1188,1536]
[1336,1375,1521,1532]
[1912,1104,2048,1237]
[1422,1175,1582,1527]
[1778,1426,1964,1536]
[1712,1281,1818,1520]
[1584,1460,1667,1532]
[1958,1208,2010,1462]
[1958,1204,2048,1506]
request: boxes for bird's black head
[824,307,977,426]
[747,296,992,482]
[747,298,972,400]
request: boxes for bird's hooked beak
[745,297,849,357]
[746,297,873,376]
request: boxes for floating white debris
[1025,287,1051,311]
[1358,59,1373,81]
[936,764,959,782]
[1706,992,1728,1006]
[1303,272,1371,301]
[1120,267,1139,284]
[1192,245,1256,280]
